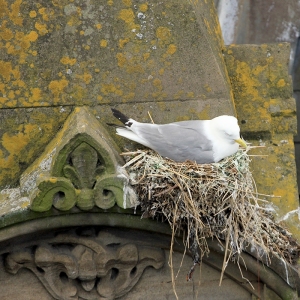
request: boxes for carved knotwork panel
[5,228,164,300]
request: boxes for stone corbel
[5,229,165,300]
[19,107,137,212]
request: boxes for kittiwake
[109,108,247,164]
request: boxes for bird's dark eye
[224,132,232,137]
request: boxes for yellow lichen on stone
[119,38,130,48]
[156,26,171,42]
[30,87,42,102]
[100,39,108,48]
[101,83,123,96]
[0,21,13,40]
[139,3,148,12]
[224,44,299,241]
[38,7,50,21]
[277,78,286,87]
[143,52,150,61]
[118,8,136,30]
[166,44,177,55]
[0,0,9,19]
[60,56,77,66]
[186,91,194,98]
[27,31,38,42]
[82,72,92,84]
[152,78,162,90]
[35,22,48,35]
[9,0,23,26]
[29,10,37,18]
[122,0,132,7]
[48,79,69,99]
[49,177,57,183]
[1,124,39,166]
[116,52,127,67]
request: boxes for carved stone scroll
[5,230,164,300]
[19,107,138,212]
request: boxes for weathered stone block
[224,43,299,240]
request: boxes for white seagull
[109,108,247,164]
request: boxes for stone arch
[0,212,298,300]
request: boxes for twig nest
[122,149,300,275]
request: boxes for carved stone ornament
[18,107,138,212]
[4,228,165,300]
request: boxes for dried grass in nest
[121,149,300,289]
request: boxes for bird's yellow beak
[235,138,247,148]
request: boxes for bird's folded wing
[132,122,214,163]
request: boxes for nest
[122,149,300,286]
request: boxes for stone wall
[0,0,299,299]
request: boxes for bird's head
[211,115,247,148]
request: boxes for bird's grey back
[133,120,214,163]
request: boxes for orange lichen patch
[2,124,39,156]
[252,64,267,76]
[126,64,144,74]
[204,84,212,92]
[49,177,57,183]
[0,0,9,18]
[29,10,37,18]
[0,21,13,41]
[95,23,102,30]
[118,8,137,30]
[119,38,130,48]
[8,90,15,99]
[27,31,38,42]
[100,39,108,47]
[38,7,50,21]
[0,82,5,93]
[143,52,150,61]
[277,79,286,87]
[0,108,74,187]
[67,15,82,27]
[158,68,164,75]
[60,56,77,66]
[139,3,148,12]
[101,83,123,96]
[233,60,261,99]
[107,0,113,5]
[116,52,127,67]
[30,87,42,102]
[152,78,162,90]
[166,44,177,55]
[122,92,135,101]
[186,91,195,98]
[122,0,132,7]
[197,105,210,119]
[48,79,69,98]
[82,72,92,84]
[173,89,185,99]
[156,26,171,41]
[0,60,15,81]
[35,22,48,35]
[9,0,23,26]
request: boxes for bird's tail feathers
[116,127,151,148]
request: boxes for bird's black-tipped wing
[111,108,132,127]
